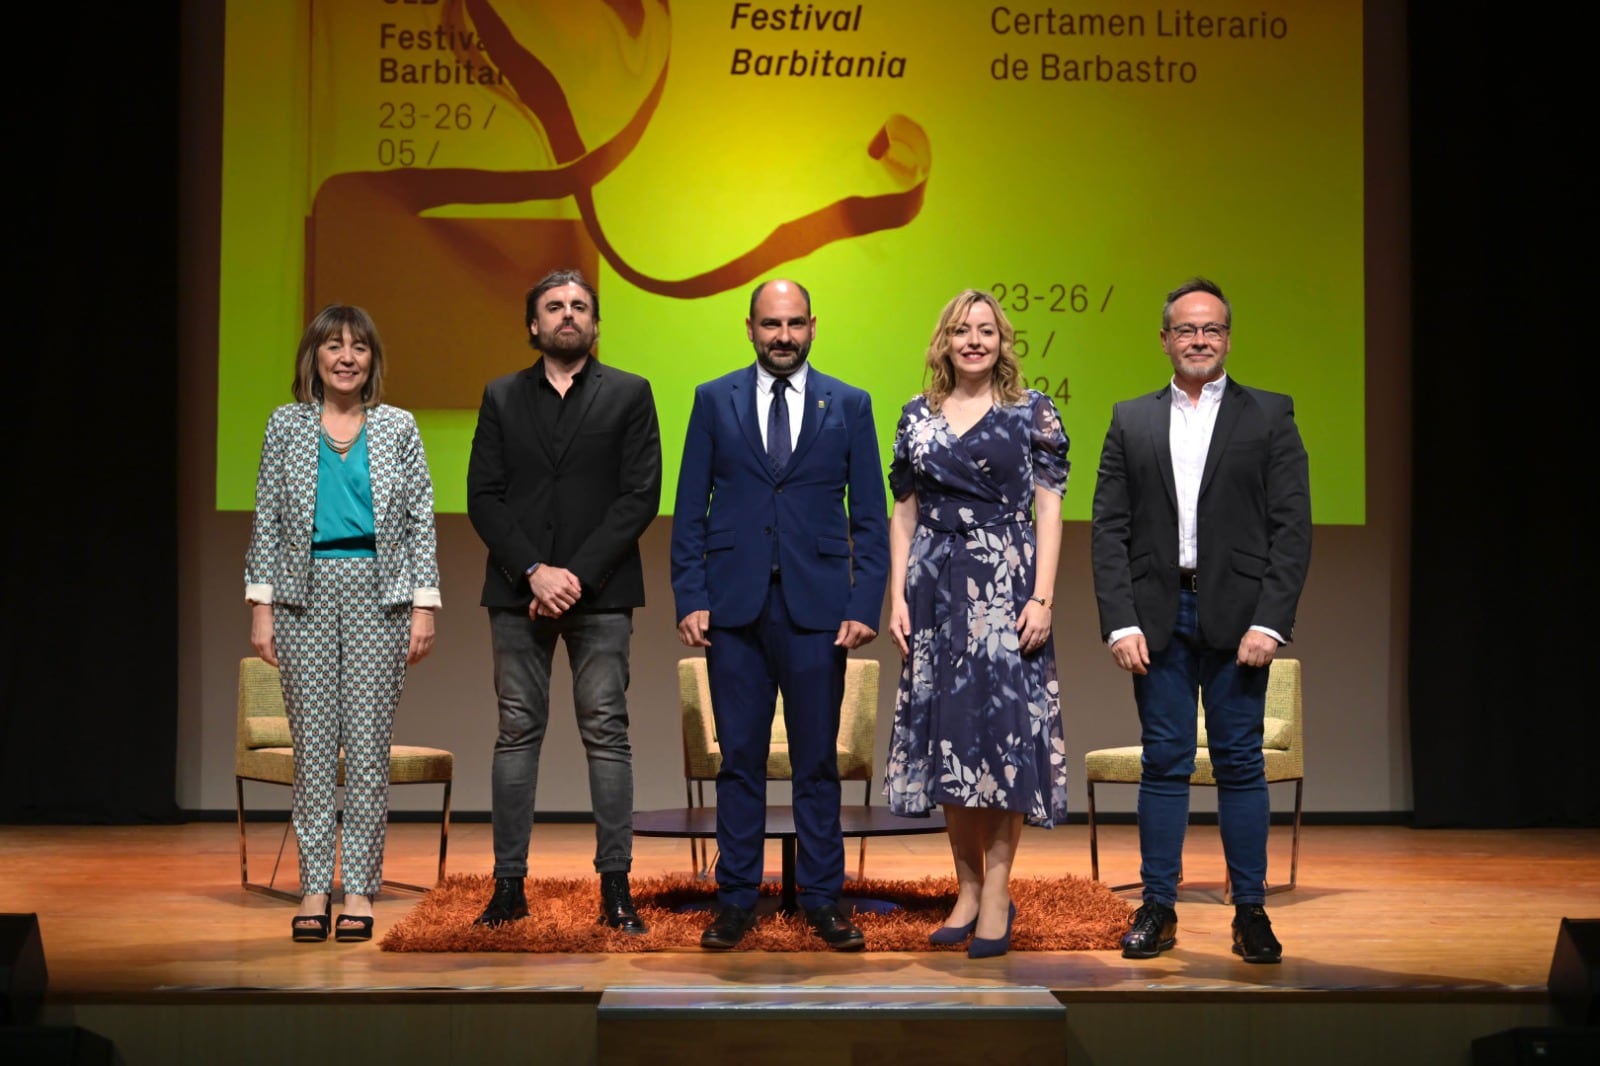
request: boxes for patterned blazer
[245,402,441,609]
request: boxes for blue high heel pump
[966,902,1016,959]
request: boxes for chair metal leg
[1087,780,1100,882]
[685,780,699,875]
[383,780,454,896]
[1261,778,1303,898]
[236,777,248,887]
[438,779,452,883]
[1090,779,1148,893]
[686,779,716,880]
[1289,777,1302,884]
[238,777,298,903]
[1224,777,1303,902]
[849,777,871,882]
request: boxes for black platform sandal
[292,897,332,943]
[334,914,374,942]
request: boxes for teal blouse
[311,425,377,558]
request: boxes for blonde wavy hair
[922,289,1025,412]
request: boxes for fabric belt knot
[921,508,1029,538]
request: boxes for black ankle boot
[475,876,529,927]
[599,872,647,935]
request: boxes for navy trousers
[705,577,846,911]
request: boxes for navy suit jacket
[1090,377,1312,651]
[670,364,889,632]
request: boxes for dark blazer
[467,357,662,610]
[1090,377,1311,651]
[670,364,888,632]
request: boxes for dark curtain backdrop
[1,3,1591,825]
[0,6,180,822]
[1407,6,1593,826]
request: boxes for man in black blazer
[467,269,662,932]
[1091,278,1311,964]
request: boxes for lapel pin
[817,400,825,408]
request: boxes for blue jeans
[1133,591,1269,907]
[488,608,635,877]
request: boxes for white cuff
[245,583,274,605]
[1248,624,1285,645]
[413,587,442,609]
[1107,625,1142,648]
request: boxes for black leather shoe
[475,877,530,927]
[701,904,756,949]
[599,872,647,935]
[1231,904,1282,964]
[1121,901,1178,959]
[805,903,866,952]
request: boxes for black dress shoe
[475,876,530,927]
[805,903,866,952]
[599,872,647,935]
[1231,904,1282,964]
[1121,901,1178,959]
[701,904,756,950]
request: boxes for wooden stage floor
[2,821,1596,1063]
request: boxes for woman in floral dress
[884,289,1069,958]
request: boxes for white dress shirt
[1172,375,1227,570]
[755,361,807,452]
[1108,374,1282,648]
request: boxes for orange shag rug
[380,874,1132,953]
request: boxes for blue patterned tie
[767,377,792,475]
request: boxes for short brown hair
[291,305,386,405]
[1162,277,1231,328]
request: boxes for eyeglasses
[1166,323,1229,342]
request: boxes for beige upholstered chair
[679,656,880,880]
[1084,657,1304,901]
[234,656,454,900]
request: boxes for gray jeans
[488,607,635,877]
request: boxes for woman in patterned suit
[245,305,441,943]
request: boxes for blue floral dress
[883,390,1070,826]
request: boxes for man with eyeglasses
[1090,277,1312,964]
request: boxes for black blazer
[1090,377,1311,652]
[467,357,662,610]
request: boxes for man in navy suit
[671,279,889,951]
[1091,277,1311,964]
